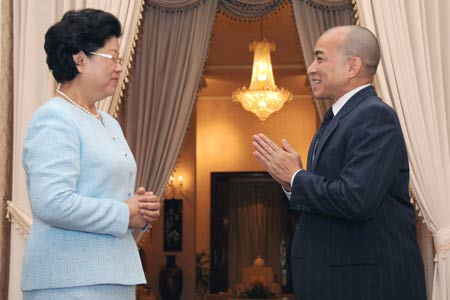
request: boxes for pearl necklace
[56,88,100,119]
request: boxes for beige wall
[195,96,317,252]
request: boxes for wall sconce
[177,176,183,189]
[166,175,183,197]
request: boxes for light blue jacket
[21,97,146,291]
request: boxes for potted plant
[196,249,210,298]
[236,277,279,299]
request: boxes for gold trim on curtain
[108,0,146,117]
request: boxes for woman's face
[82,36,122,100]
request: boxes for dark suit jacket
[287,86,426,300]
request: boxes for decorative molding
[6,201,31,239]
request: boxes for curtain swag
[147,0,207,10]
[219,0,287,21]
[147,0,288,16]
[299,0,353,11]
[146,0,352,20]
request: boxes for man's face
[307,31,351,103]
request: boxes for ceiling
[199,3,311,99]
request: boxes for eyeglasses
[89,51,123,65]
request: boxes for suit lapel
[310,86,377,173]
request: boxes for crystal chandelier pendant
[232,39,292,121]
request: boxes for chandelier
[232,39,292,121]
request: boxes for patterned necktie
[312,109,334,162]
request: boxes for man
[253,26,426,300]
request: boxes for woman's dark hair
[44,9,122,83]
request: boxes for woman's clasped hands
[126,187,161,228]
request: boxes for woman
[21,9,160,300]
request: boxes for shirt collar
[332,84,372,116]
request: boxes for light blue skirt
[23,284,135,300]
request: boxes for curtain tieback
[433,225,450,261]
